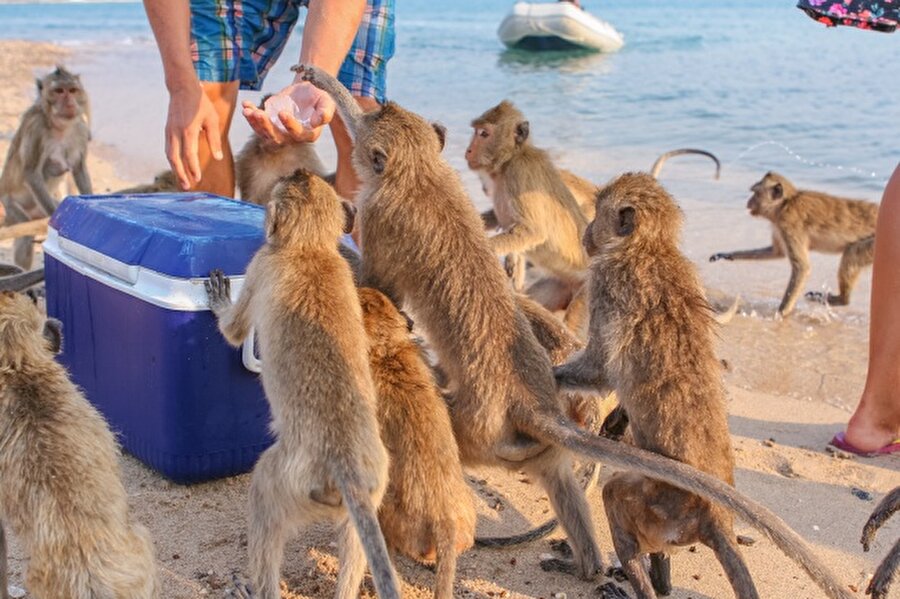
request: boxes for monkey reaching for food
[359,287,476,599]
[0,277,158,598]
[298,64,853,599]
[710,171,878,316]
[0,66,92,270]
[206,170,399,599]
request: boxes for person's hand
[166,84,223,190]
[242,80,336,144]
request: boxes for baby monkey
[360,287,476,599]
[0,282,158,598]
[861,486,900,599]
[710,172,878,316]
[207,170,399,599]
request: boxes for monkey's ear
[431,123,447,151]
[371,147,388,175]
[341,200,357,235]
[265,200,282,240]
[771,183,784,200]
[43,318,63,355]
[514,121,530,146]
[616,206,636,237]
[36,78,43,94]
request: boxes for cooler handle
[242,328,262,373]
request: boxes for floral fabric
[797,0,899,32]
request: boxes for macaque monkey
[0,284,157,598]
[861,486,900,599]
[235,135,328,205]
[0,66,92,269]
[710,172,878,316]
[298,64,852,599]
[359,287,476,599]
[205,170,400,599]
[556,172,850,598]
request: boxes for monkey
[710,172,878,316]
[0,66,92,270]
[235,135,328,205]
[116,170,180,194]
[358,287,476,599]
[0,284,158,598]
[299,64,853,599]
[861,486,900,599]
[554,172,850,598]
[205,169,400,599]
[465,100,590,324]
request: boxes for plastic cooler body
[42,193,357,484]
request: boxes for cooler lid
[49,193,266,278]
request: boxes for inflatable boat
[498,2,624,53]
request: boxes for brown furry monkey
[710,172,878,316]
[0,287,158,598]
[205,169,400,599]
[861,486,900,599]
[235,135,327,205]
[359,287,476,599]
[0,66,92,270]
[556,172,851,598]
[298,64,852,599]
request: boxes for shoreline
[1,38,896,599]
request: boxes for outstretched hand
[242,81,336,144]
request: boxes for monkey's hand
[225,572,254,599]
[205,269,233,316]
[709,252,734,262]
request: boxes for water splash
[733,140,887,186]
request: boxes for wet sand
[1,40,897,599]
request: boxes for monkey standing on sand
[205,170,400,599]
[298,64,853,599]
[359,287,476,599]
[710,171,877,316]
[0,275,158,598]
[0,66,92,270]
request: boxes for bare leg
[846,165,900,451]
[193,81,239,197]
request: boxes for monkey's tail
[474,460,600,547]
[433,520,459,599]
[862,486,900,552]
[529,412,854,599]
[650,149,721,180]
[714,295,741,325]
[335,478,402,599]
[1,522,8,599]
[0,268,44,292]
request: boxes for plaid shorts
[190,0,395,102]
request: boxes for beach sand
[1,40,898,599]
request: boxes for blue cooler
[43,193,356,484]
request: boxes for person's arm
[242,0,366,144]
[143,0,223,190]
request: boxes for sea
[1,0,896,407]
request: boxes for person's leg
[193,81,239,197]
[845,164,900,451]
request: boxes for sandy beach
[1,38,898,599]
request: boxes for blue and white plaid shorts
[190,0,395,102]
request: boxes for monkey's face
[747,173,787,218]
[465,124,495,170]
[267,169,349,244]
[467,101,529,172]
[40,69,85,121]
[352,103,445,180]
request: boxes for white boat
[498,2,624,53]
